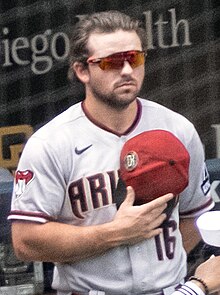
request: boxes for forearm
[12,221,121,263]
[179,217,201,253]
[11,190,173,263]
[12,219,160,263]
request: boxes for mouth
[116,81,136,88]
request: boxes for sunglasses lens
[100,51,145,70]
[87,51,145,71]
[130,52,145,68]
[99,56,124,70]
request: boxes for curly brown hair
[68,10,147,81]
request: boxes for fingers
[141,193,174,210]
[113,186,174,244]
[147,213,167,229]
[119,187,174,222]
[144,228,163,240]
[137,192,174,220]
[114,187,175,245]
[120,186,135,207]
[121,187,174,209]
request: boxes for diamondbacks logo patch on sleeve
[15,170,34,198]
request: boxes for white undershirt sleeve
[172,281,205,295]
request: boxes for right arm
[193,255,220,294]
[172,256,220,295]
[12,187,173,263]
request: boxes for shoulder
[22,102,85,156]
[138,97,196,144]
[35,102,84,139]
[26,102,86,148]
[139,97,190,122]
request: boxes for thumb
[121,186,135,207]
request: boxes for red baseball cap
[117,130,190,206]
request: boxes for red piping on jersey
[8,210,55,222]
[81,99,142,137]
[179,197,214,217]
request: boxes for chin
[112,95,137,108]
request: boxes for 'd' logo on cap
[124,151,139,171]
[120,130,190,206]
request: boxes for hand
[112,186,174,245]
[194,255,220,293]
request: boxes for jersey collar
[81,99,142,137]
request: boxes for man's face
[84,30,145,110]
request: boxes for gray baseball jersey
[8,98,214,295]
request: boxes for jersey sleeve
[172,282,205,295]
[179,128,214,218]
[8,136,66,223]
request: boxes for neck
[83,97,139,134]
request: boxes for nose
[120,60,133,75]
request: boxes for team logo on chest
[15,170,34,198]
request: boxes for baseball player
[8,11,214,295]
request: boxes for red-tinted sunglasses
[87,50,145,71]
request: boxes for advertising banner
[0,0,219,168]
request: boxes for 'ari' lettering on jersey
[68,170,118,218]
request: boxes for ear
[72,62,90,83]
